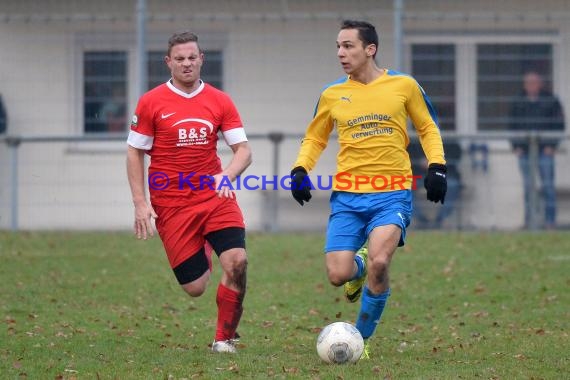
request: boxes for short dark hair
[167,31,200,56]
[340,20,379,58]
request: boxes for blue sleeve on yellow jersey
[386,69,440,128]
[387,69,445,165]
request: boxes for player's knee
[326,266,351,287]
[232,254,248,278]
[223,249,248,278]
[328,276,345,287]
[368,255,390,278]
[181,281,208,297]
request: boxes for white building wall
[0,0,569,231]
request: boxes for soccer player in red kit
[126,31,252,354]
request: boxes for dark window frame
[82,49,224,134]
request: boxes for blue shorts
[325,190,412,253]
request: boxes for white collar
[166,79,205,98]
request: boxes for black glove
[291,166,312,206]
[424,163,447,204]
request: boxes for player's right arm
[292,93,334,172]
[126,95,157,240]
[126,146,157,240]
[290,93,334,205]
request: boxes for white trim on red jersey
[127,130,154,150]
[166,79,205,99]
[223,127,248,145]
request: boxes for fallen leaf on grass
[215,362,240,372]
[474,284,486,294]
[282,366,299,374]
[472,311,489,318]
[5,316,16,324]
[442,258,455,275]
[545,295,557,302]
[315,283,325,293]
[397,341,408,353]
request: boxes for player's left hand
[424,163,447,204]
[213,173,236,199]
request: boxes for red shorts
[154,195,245,269]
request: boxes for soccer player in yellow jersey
[290,20,447,355]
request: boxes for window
[147,50,223,90]
[84,51,128,133]
[477,44,553,130]
[83,49,223,133]
[411,44,456,131]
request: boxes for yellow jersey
[293,69,446,192]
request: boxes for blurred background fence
[0,0,569,232]
[1,132,569,232]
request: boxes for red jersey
[127,80,247,206]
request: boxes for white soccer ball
[316,322,364,364]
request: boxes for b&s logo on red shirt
[173,118,214,147]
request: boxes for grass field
[1,231,568,379]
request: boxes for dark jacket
[0,95,6,134]
[508,90,565,153]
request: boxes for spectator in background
[100,85,127,132]
[409,139,462,229]
[0,94,7,134]
[509,71,565,229]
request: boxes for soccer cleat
[344,247,368,303]
[211,340,237,353]
[360,340,370,360]
[230,331,241,344]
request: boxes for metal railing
[1,131,568,231]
